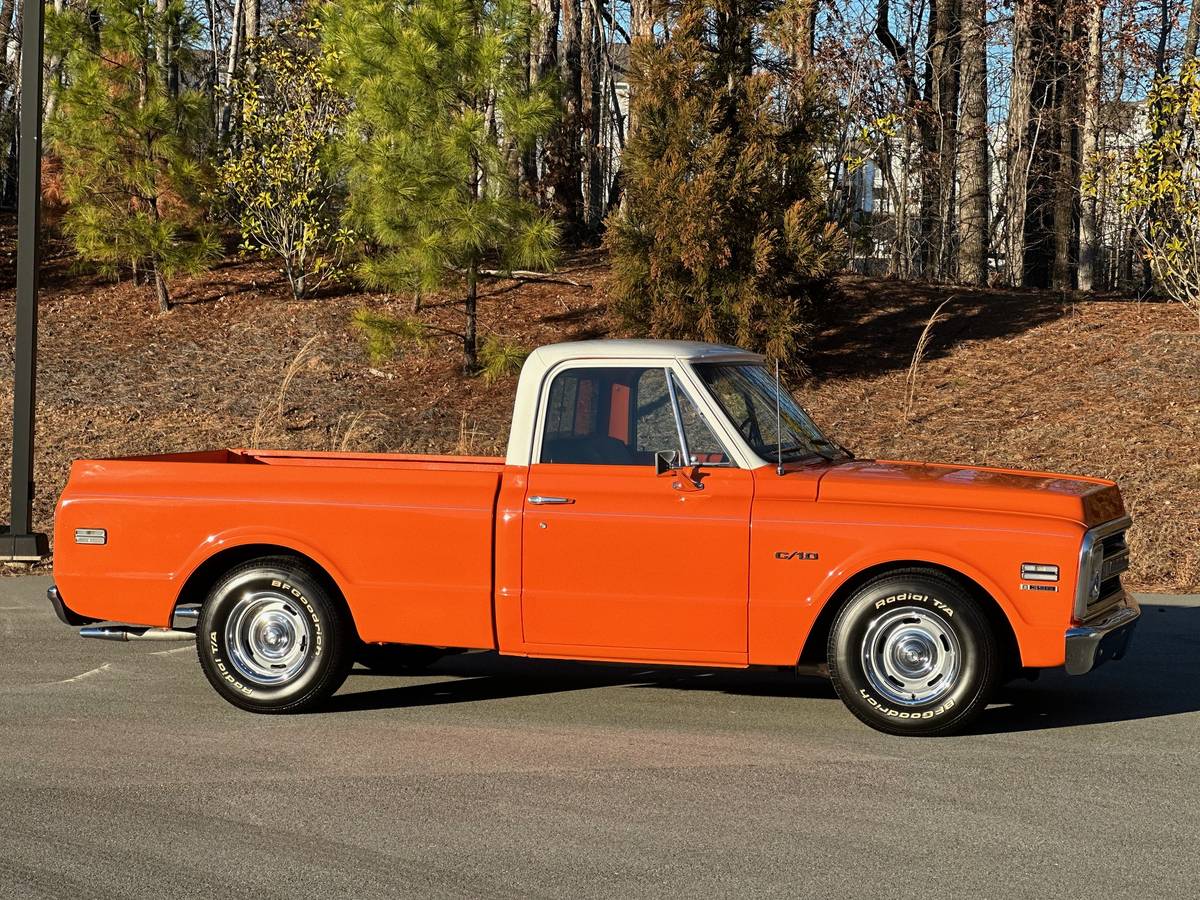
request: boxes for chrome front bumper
[1064,597,1140,675]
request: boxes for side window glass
[633,369,677,456]
[540,367,640,465]
[543,372,581,437]
[539,366,732,467]
[675,379,730,465]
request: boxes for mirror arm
[665,370,692,468]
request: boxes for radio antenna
[775,359,784,476]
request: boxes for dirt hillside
[1,230,1195,590]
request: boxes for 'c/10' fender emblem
[775,551,819,560]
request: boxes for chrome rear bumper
[47,585,99,627]
[1065,597,1140,675]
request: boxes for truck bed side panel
[53,456,503,649]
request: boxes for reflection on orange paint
[53,446,1124,671]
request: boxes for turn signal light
[1020,563,1059,582]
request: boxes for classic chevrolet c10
[48,339,1139,735]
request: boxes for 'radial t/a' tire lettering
[827,569,1000,736]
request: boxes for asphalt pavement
[2,575,1199,899]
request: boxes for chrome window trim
[664,367,692,467]
[530,360,747,469]
[668,371,737,467]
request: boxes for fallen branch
[478,269,590,288]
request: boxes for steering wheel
[738,413,764,448]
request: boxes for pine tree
[48,0,219,312]
[604,0,845,369]
[324,0,559,374]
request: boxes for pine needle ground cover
[0,226,1194,591]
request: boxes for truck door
[520,364,752,662]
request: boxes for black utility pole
[1,0,48,561]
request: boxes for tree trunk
[629,0,652,39]
[43,0,66,118]
[957,0,988,285]
[153,268,172,313]
[154,0,180,96]
[582,0,603,230]
[0,0,16,95]
[1078,0,1103,291]
[1142,0,1172,290]
[797,0,819,67]
[463,263,478,375]
[550,0,584,238]
[1184,0,1200,65]
[922,0,961,280]
[1005,0,1034,286]
[626,0,654,143]
[244,0,259,81]
[0,0,15,201]
[156,0,169,80]
[1020,0,1066,289]
[1050,12,1078,291]
[219,0,244,144]
[531,0,560,81]
[205,0,221,132]
[875,0,925,277]
[525,0,559,198]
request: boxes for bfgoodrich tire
[827,569,999,736]
[197,557,353,713]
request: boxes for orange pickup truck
[49,339,1139,735]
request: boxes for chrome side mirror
[655,449,679,476]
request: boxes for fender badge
[775,551,819,560]
[1020,583,1058,592]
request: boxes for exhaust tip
[79,626,133,642]
[80,625,195,642]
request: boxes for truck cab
[49,339,1140,735]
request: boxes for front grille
[1084,524,1130,618]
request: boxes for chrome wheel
[860,607,961,706]
[223,591,313,686]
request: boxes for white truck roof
[524,339,763,367]
[506,339,766,467]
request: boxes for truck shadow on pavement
[974,604,1200,734]
[324,605,1200,733]
[326,655,837,714]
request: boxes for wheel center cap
[902,642,928,666]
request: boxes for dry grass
[903,298,952,422]
[250,334,322,448]
[805,277,1200,593]
[0,239,1194,592]
[453,410,493,456]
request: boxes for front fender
[809,545,1030,630]
[748,530,1076,668]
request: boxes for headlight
[1087,542,1105,603]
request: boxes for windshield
[694,364,848,463]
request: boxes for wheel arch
[797,560,1021,675]
[174,542,359,639]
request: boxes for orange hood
[815,459,1125,527]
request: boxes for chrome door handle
[529,495,575,505]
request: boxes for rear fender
[175,528,352,610]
